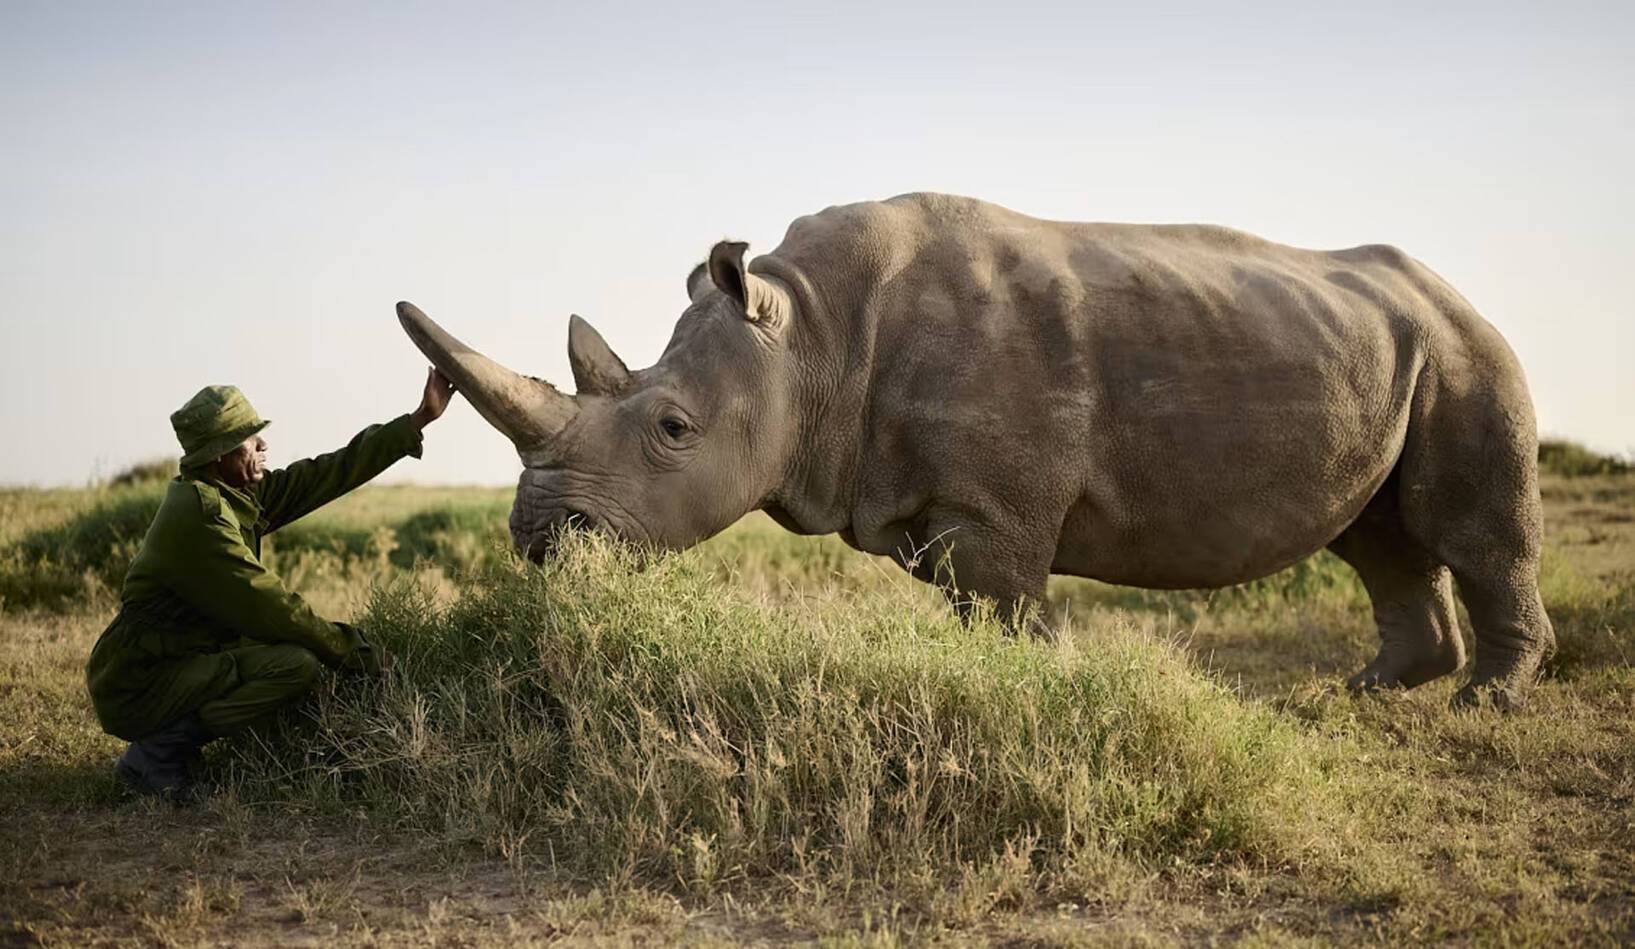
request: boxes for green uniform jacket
[86,415,423,740]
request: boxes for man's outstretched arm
[256,368,456,531]
[159,497,368,666]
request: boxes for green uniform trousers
[190,643,322,737]
[95,630,322,740]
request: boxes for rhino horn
[568,314,631,396]
[396,301,577,453]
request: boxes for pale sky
[3,1,1630,487]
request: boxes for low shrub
[266,521,378,562]
[1052,550,1366,625]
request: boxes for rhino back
[769,194,1489,588]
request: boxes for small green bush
[266,521,378,562]
[1053,551,1366,624]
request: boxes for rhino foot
[1022,613,1058,643]
[1451,680,1530,712]
[1345,664,1406,693]
[1450,652,1548,713]
[1345,641,1464,694]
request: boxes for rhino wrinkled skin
[398,192,1555,709]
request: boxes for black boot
[114,714,214,802]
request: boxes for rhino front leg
[906,510,1058,641]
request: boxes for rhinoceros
[396,192,1555,708]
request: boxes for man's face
[214,433,268,488]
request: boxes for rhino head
[397,240,801,560]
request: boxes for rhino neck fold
[749,253,874,537]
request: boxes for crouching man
[86,369,457,799]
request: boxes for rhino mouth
[515,506,610,563]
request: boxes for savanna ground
[1,443,1631,946]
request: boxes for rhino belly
[1050,380,1409,589]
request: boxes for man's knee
[197,645,325,738]
[242,644,323,692]
[279,646,323,689]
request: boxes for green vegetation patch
[1539,438,1631,478]
[0,482,167,609]
[0,487,512,612]
[231,534,1353,898]
[390,503,511,570]
[105,457,179,488]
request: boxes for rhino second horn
[396,301,578,451]
[568,314,631,396]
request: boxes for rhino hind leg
[1396,381,1556,710]
[1328,497,1467,692]
[1420,481,1556,710]
[1447,574,1554,710]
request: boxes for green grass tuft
[390,503,511,572]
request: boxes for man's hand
[337,622,392,678]
[409,367,458,430]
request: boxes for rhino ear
[567,314,631,396]
[707,240,752,313]
[707,240,786,326]
[686,262,710,303]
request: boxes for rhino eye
[659,417,689,440]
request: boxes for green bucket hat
[172,385,271,468]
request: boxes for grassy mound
[1053,550,1367,625]
[230,534,1354,902]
